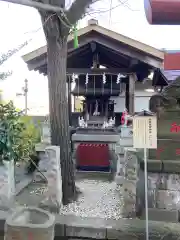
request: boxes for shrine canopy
[144,0,180,25]
[22,19,165,86]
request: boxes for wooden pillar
[125,81,129,111]
[125,74,136,115]
[129,74,136,115]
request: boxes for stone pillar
[0,160,15,210]
[115,152,126,186]
[39,146,62,213]
[122,148,138,217]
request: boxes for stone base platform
[0,211,180,240]
[140,208,179,223]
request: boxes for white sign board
[133,116,157,149]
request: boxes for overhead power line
[109,0,113,25]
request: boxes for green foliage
[0,101,40,162]
[17,115,41,160]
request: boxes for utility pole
[16,79,28,115]
[24,79,28,115]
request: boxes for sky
[0,0,180,115]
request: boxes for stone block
[156,190,180,210]
[54,223,65,237]
[124,150,138,181]
[149,139,180,161]
[72,133,119,143]
[147,190,157,208]
[65,225,106,239]
[140,160,162,172]
[122,179,137,218]
[136,169,145,216]
[163,161,180,173]
[38,152,49,172]
[106,218,175,240]
[119,138,133,147]
[148,173,166,190]
[166,174,180,190]
[120,126,133,138]
[140,208,179,223]
[115,154,125,185]
[123,180,136,196]
[115,145,121,154]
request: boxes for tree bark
[41,13,77,205]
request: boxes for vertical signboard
[133,116,157,149]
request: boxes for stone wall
[117,148,180,222]
[148,173,180,210]
[115,148,139,218]
[138,155,180,222]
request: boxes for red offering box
[77,143,110,167]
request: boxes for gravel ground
[16,176,124,220]
[60,179,124,220]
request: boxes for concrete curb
[0,212,180,239]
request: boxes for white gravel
[60,179,124,220]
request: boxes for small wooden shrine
[23,19,166,126]
[22,19,167,172]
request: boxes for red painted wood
[164,53,180,70]
[76,143,110,167]
[144,0,180,25]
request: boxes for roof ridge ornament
[88,19,98,26]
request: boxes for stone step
[140,208,179,223]
[75,171,112,181]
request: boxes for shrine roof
[22,19,164,75]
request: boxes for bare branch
[66,0,97,26]
[0,42,28,66]
[0,0,63,12]
[0,71,12,80]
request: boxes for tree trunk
[48,38,77,205]
[41,13,77,204]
